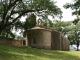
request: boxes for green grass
[0,45,80,60]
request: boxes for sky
[54,0,76,21]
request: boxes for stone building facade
[0,36,27,46]
[27,25,70,51]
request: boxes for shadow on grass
[0,49,24,60]
[22,47,80,60]
[0,45,80,60]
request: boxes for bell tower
[36,18,43,26]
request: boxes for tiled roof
[28,25,57,32]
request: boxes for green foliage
[73,18,79,25]
[23,14,36,37]
[25,14,36,29]
[52,20,80,45]
[53,21,62,32]
[64,0,80,46]
[68,30,76,44]
[64,0,80,10]
[53,21,72,33]
[1,25,15,38]
[0,20,23,38]
[0,0,62,38]
[64,0,80,24]
[43,20,53,27]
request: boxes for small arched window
[33,38,36,44]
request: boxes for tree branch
[6,6,16,23]
[1,0,22,26]
[3,9,35,30]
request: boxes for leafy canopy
[64,0,80,24]
[0,0,62,38]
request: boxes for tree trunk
[77,46,79,51]
[76,40,79,51]
[0,28,3,35]
[0,31,2,35]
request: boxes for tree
[0,0,62,37]
[64,0,80,51]
[53,21,72,34]
[52,21,76,44]
[64,0,80,24]
[23,14,36,37]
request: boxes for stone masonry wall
[27,29,51,49]
[51,31,61,50]
[0,36,22,46]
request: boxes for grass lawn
[0,45,80,60]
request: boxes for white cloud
[54,0,76,21]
